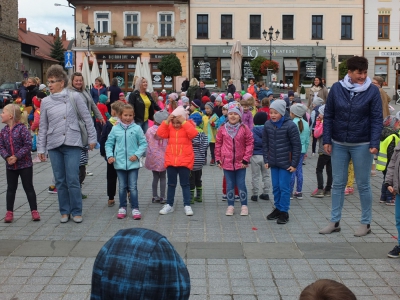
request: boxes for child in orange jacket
[157,106,198,216]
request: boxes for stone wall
[0,0,21,84]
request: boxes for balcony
[90,32,116,47]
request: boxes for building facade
[70,0,189,92]
[364,0,400,100]
[190,0,363,91]
[0,0,21,84]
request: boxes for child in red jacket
[216,103,254,216]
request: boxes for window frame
[341,15,352,40]
[249,14,261,39]
[197,14,209,39]
[374,57,389,86]
[311,15,323,40]
[378,15,390,39]
[94,11,111,33]
[282,15,294,40]
[221,14,233,39]
[157,11,175,37]
[123,11,140,37]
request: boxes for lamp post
[54,3,76,46]
[79,25,97,57]
[262,26,280,62]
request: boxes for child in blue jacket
[105,104,148,220]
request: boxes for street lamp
[54,3,76,46]
[262,26,280,61]
[79,25,97,57]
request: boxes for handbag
[68,91,88,147]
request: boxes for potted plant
[300,85,306,100]
[158,53,182,90]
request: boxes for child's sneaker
[222,195,227,201]
[159,204,174,215]
[344,187,354,195]
[323,189,331,197]
[226,206,234,216]
[117,207,127,219]
[388,245,400,258]
[386,199,395,206]
[293,192,303,200]
[152,197,160,203]
[184,206,193,216]
[159,197,166,204]
[314,189,324,198]
[259,194,270,200]
[240,205,248,216]
[108,199,115,207]
[132,209,141,220]
[310,188,319,197]
[379,199,386,203]
[31,210,40,221]
[4,211,13,223]
[32,156,41,163]
[48,185,57,194]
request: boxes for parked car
[0,82,21,100]
[0,93,12,108]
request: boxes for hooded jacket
[252,125,264,156]
[323,82,383,149]
[262,118,301,169]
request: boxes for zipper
[174,130,178,165]
[233,136,236,170]
[9,126,16,170]
[124,128,128,170]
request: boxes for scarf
[310,86,321,93]
[225,121,241,139]
[50,88,68,100]
[120,120,135,130]
[271,116,285,129]
[109,117,120,126]
[340,74,371,99]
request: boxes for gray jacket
[385,143,400,193]
[37,88,97,153]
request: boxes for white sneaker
[117,207,127,219]
[184,206,193,216]
[86,171,93,176]
[159,204,174,215]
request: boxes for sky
[18,0,75,40]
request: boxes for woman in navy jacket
[319,56,383,237]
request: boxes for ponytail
[298,118,304,133]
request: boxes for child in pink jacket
[215,103,254,216]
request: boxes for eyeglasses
[47,80,62,85]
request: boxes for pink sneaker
[132,209,141,220]
[345,187,354,195]
[226,206,234,216]
[117,207,127,219]
[4,211,13,223]
[31,210,40,221]
[32,156,41,163]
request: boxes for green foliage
[158,53,182,77]
[338,59,348,80]
[50,37,66,67]
[249,56,266,77]
[300,86,306,94]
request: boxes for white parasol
[90,56,101,86]
[82,56,91,89]
[142,59,153,93]
[133,57,142,89]
[230,40,243,91]
[100,60,110,87]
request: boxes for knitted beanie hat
[253,112,268,126]
[154,110,169,124]
[205,102,214,110]
[227,103,243,118]
[189,113,203,126]
[172,106,189,120]
[288,91,295,97]
[99,94,108,104]
[290,103,307,118]
[242,93,253,101]
[215,95,222,103]
[181,96,189,104]
[270,100,286,116]
[201,95,210,104]
[191,99,201,108]
[313,97,324,106]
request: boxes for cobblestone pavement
[0,120,399,299]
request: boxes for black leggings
[312,134,318,154]
[189,170,202,190]
[107,162,117,200]
[6,167,37,211]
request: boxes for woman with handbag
[37,65,97,223]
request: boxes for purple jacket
[241,110,254,130]
[0,123,32,170]
[215,123,254,171]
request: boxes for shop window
[124,12,140,37]
[197,14,208,39]
[151,63,173,90]
[282,15,294,40]
[375,58,388,85]
[378,15,390,39]
[299,59,323,86]
[221,15,232,39]
[249,15,261,39]
[312,15,323,39]
[95,11,111,33]
[193,58,217,87]
[341,16,352,40]
[158,12,174,37]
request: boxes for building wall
[0,0,21,83]
[190,0,363,87]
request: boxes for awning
[284,59,298,71]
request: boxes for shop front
[192,45,326,92]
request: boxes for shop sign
[243,61,255,79]
[305,61,317,78]
[379,51,400,57]
[198,60,212,79]
[96,54,140,60]
[151,54,168,59]
[247,46,297,59]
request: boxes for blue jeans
[331,142,373,224]
[223,168,247,206]
[167,166,191,207]
[136,120,148,134]
[396,195,400,245]
[116,169,139,209]
[48,145,82,216]
[290,154,305,194]
[271,167,292,212]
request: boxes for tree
[260,60,280,74]
[50,37,66,67]
[338,59,348,80]
[250,56,267,78]
[158,53,182,77]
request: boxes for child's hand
[166,114,174,124]
[7,156,17,165]
[264,163,269,169]
[287,166,296,172]
[129,155,138,162]
[388,186,395,194]
[241,163,248,169]
[108,157,115,164]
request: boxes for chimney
[19,18,27,32]
[55,27,60,39]
[62,30,66,41]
